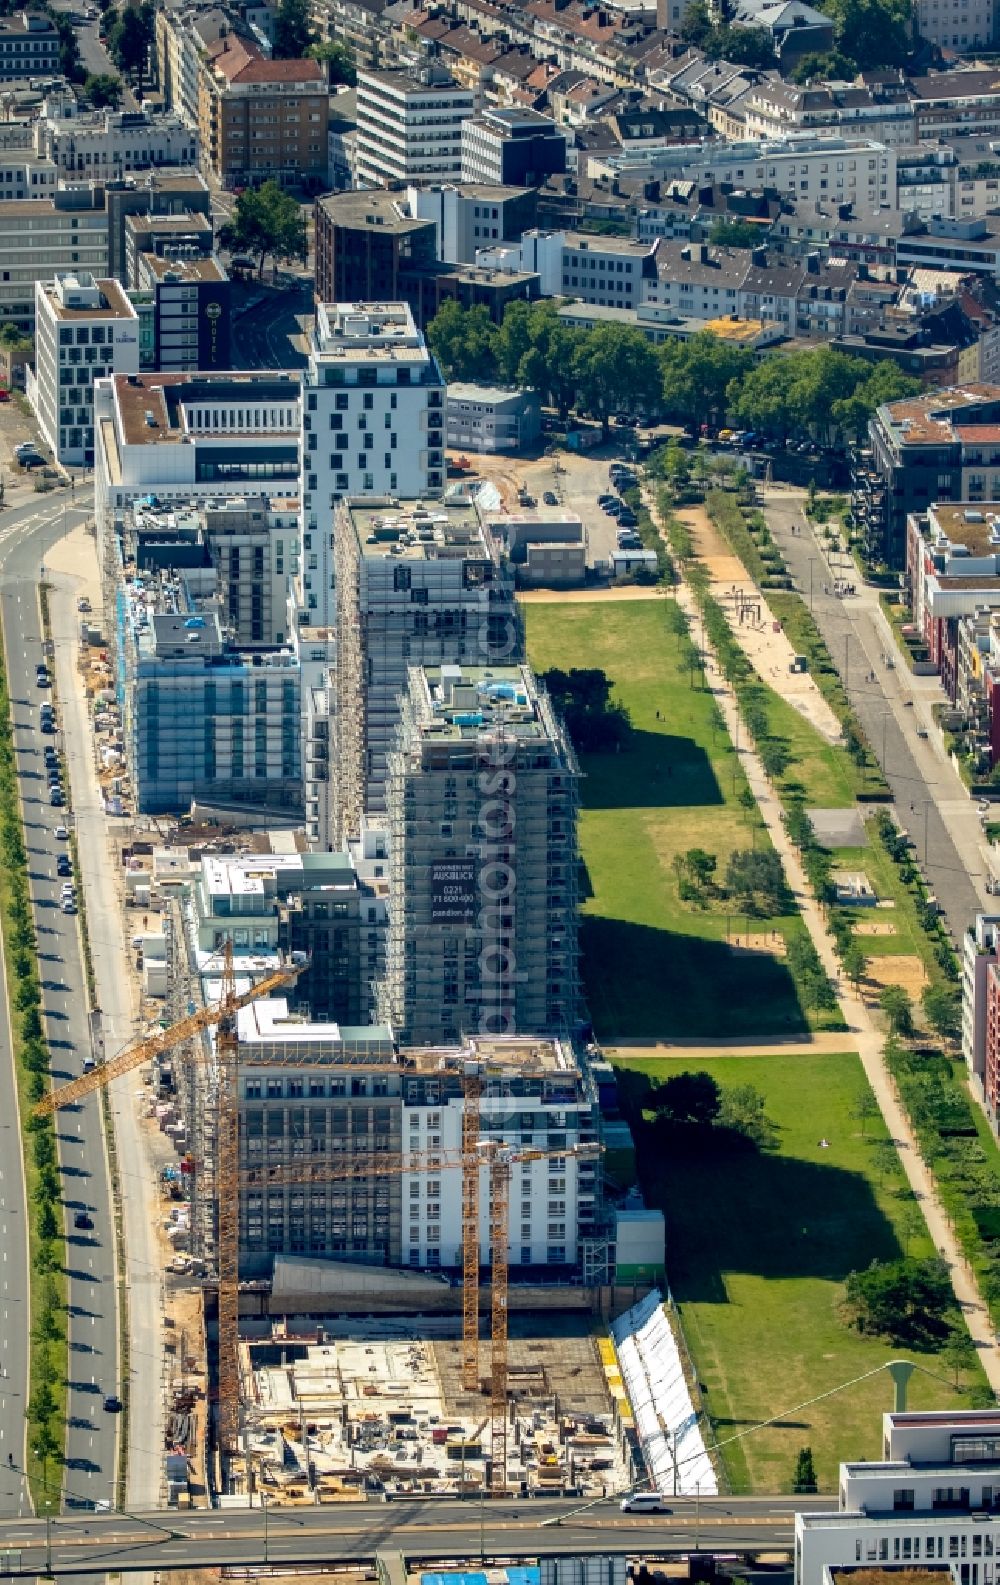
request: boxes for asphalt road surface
[764,494,983,946]
[0,490,119,1522]
[0,1494,831,1574]
[230,283,311,371]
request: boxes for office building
[407,183,537,265]
[381,662,578,1047]
[354,67,475,189]
[478,229,660,311]
[198,35,328,190]
[124,211,214,287]
[795,1410,1000,1585]
[460,106,567,188]
[0,14,59,80]
[124,492,297,649]
[447,382,542,453]
[35,107,197,176]
[332,495,517,845]
[299,302,446,630]
[131,252,230,372]
[0,186,109,331]
[106,169,213,284]
[313,190,438,306]
[30,274,139,468]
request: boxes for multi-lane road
[0,490,120,1519]
[0,1494,830,1575]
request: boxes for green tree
[941,1327,977,1387]
[843,941,869,991]
[873,1140,899,1186]
[684,848,718,890]
[851,1089,879,1138]
[307,38,356,84]
[28,1383,56,1424]
[573,323,662,438]
[106,2,154,87]
[718,1083,777,1148]
[831,361,922,442]
[494,298,537,385]
[272,0,314,57]
[843,1256,953,1346]
[788,48,854,81]
[724,848,787,914]
[31,1419,61,1470]
[819,0,912,69]
[880,984,914,1037]
[661,332,752,436]
[425,300,497,383]
[36,1199,58,1242]
[708,218,765,249]
[83,72,122,107]
[792,1447,817,1493]
[649,1070,721,1126]
[219,181,308,278]
[922,982,960,1043]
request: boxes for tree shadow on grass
[580,731,724,811]
[625,1107,903,1303]
[583,917,809,1040]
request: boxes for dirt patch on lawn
[677,502,745,584]
[854,921,898,937]
[864,954,928,994]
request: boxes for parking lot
[456,443,641,569]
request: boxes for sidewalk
[43,525,167,1507]
[648,490,1000,1389]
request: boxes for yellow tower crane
[35,942,309,1452]
[237,1138,601,1494]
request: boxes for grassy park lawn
[755,686,859,809]
[524,600,818,1039]
[612,1050,987,1494]
[828,837,934,970]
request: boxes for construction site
[38,894,688,1510]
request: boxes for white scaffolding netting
[611,1289,718,1497]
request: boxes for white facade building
[34,107,197,176]
[298,302,446,629]
[588,135,897,211]
[796,1410,1000,1585]
[477,229,660,308]
[30,274,140,467]
[354,68,475,188]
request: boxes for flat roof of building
[41,275,134,320]
[880,383,1000,445]
[447,381,533,404]
[110,371,300,447]
[923,502,1000,553]
[315,188,433,233]
[140,252,225,284]
[358,65,469,96]
[412,661,550,741]
[344,496,490,561]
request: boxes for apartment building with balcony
[354,67,475,188]
[381,661,578,1047]
[198,35,328,190]
[855,383,1000,567]
[331,495,517,845]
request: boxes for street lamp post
[44,1500,51,1576]
[262,1488,268,1566]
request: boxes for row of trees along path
[643,485,1000,1391]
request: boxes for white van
[620,1492,670,1513]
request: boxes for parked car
[73,1211,93,1230]
[54,824,68,839]
[542,490,558,506]
[49,788,63,807]
[102,1396,121,1413]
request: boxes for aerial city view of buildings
[14,0,1000,1577]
